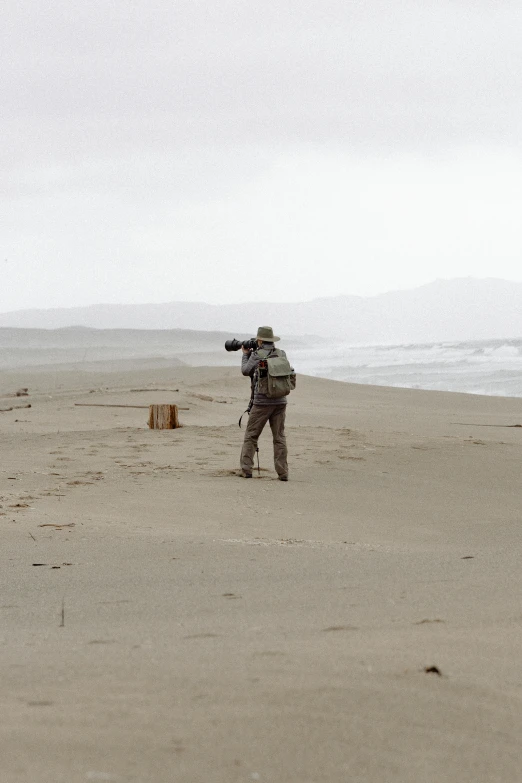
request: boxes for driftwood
[0,403,31,412]
[74,402,187,428]
[148,404,181,429]
[130,388,179,393]
[453,423,522,428]
[74,403,188,410]
[76,403,153,409]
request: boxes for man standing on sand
[240,326,289,481]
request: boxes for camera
[224,338,258,352]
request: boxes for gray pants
[240,404,288,478]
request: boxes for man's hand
[241,345,252,354]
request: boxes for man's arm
[241,348,259,376]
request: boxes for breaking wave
[295,338,522,397]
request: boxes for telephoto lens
[224,339,243,351]
[224,338,258,352]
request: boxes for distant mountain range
[1,278,520,343]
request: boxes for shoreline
[2,363,522,782]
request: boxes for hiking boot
[240,471,252,478]
[278,475,288,481]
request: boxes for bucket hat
[256,325,280,342]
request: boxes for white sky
[2,0,522,311]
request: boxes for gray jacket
[241,342,287,406]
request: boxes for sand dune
[1,360,522,782]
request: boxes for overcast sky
[2,0,522,312]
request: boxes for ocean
[1,329,521,399]
[293,338,522,398]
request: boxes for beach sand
[1,363,522,782]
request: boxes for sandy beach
[1,361,522,782]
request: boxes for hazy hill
[0,327,232,371]
[0,327,310,371]
[1,278,520,343]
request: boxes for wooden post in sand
[148,404,180,430]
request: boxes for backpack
[256,348,296,399]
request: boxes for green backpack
[256,348,296,399]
